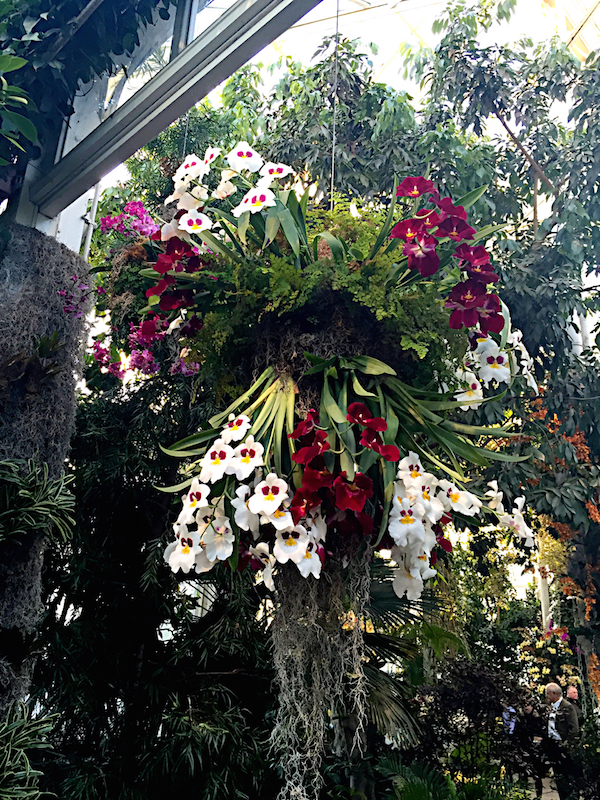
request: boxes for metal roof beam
[30,0,322,217]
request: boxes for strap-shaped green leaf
[455,184,488,209]
[368,178,397,260]
[198,230,243,264]
[349,356,397,376]
[277,206,301,257]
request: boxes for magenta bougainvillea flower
[396,176,436,198]
[389,218,427,241]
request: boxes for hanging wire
[181,110,191,158]
[329,0,341,212]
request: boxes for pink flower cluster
[129,349,159,374]
[92,341,125,379]
[57,273,90,318]
[100,201,159,238]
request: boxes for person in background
[544,682,580,800]
[566,684,583,725]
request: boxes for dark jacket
[554,698,579,743]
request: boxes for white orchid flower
[178,211,213,233]
[220,414,251,444]
[297,544,322,578]
[248,473,289,516]
[273,526,309,564]
[477,344,511,386]
[397,452,426,483]
[231,485,260,535]
[437,480,481,516]
[259,161,294,181]
[232,187,277,217]
[198,439,234,483]
[202,516,235,561]
[388,498,426,547]
[226,141,264,173]
[393,568,424,600]
[177,479,211,525]
[176,192,202,211]
[227,436,265,481]
[212,180,237,200]
[165,527,202,574]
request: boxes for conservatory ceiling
[28,0,600,219]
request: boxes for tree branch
[494,107,558,195]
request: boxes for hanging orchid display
[95,141,541,800]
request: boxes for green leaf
[198,230,242,264]
[0,54,27,73]
[277,206,300,257]
[368,178,397,260]
[313,231,346,263]
[155,477,194,493]
[322,377,347,424]
[351,371,377,397]
[2,110,37,143]
[349,356,397,376]
[169,430,221,450]
[263,207,281,248]
[499,299,512,349]
[455,184,488,209]
[236,211,250,245]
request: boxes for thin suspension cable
[329,0,340,212]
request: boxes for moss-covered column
[0,223,89,713]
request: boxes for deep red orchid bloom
[159,290,194,311]
[396,176,436,198]
[301,465,334,492]
[292,429,330,465]
[466,264,499,284]
[453,243,491,266]
[416,208,444,228]
[390,218,427,241]
[446,279,487,329]
[403,233,440,277]
[289,409,319,440]
[154,253,175,275]
[477,293,505,333]
[346,403,387,431]
[359,427,400,462]
[145,274,176,298]
[333,472,373,513]
[290,487,321,524]
[437,197,467,220]
[435,217,476,242]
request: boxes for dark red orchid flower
[446,279,487,329]
[333,472,373,513]
[154,253,174,275]
[403,233,440,277]
[437,197,467,220]
[453,243,491,266]
[415,208,444,228]
[289,409,319,440]
[390,218,427,241]
[290,487,321,524]
[301,465,334,492]
[435,217,476,242]
[179,315,203,337]
[359,427,400,462]
[477,294,505,333]
[396,176,436,198]
[292,429,330,465]
[466,264,499,284]
[158,290,194,312]
[145,274,176,298]
[346,403,387,431]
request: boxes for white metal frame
[29,0,322,217]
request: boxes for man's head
[566,685,578,702]
[545,682,563,704]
